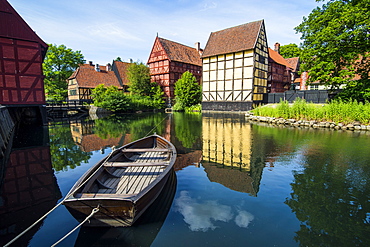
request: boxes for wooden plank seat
[121,148,170,153]
[104,162,168,167]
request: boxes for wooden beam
[121,148,170,153]
[104,162,168,167]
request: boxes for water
[1,112,369,246]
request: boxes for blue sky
[8,0,320,65]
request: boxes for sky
[8,0,320,66]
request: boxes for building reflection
[70,120,130,152]
[0,125,61,246]
[201,113,266,196]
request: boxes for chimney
[194,42,203,56]
[106,63,111,71]
[274,42,280,54]
[95,64,100,72]
[89,61,93,66]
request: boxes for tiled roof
[269,48,291,68]
[202,20,264,58]
[68,61,132,89]
[285,57,300,72]
[158,37,202,66]
[113,61,131,86]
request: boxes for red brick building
[147,37,202,100]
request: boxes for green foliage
[49,124,92,171]
[174,71,202,109]
[280,43,302,58]
[185,104,202,112]
[127,62,152,96]
[91,85,129,112]
[128,94,163,110]
[295,0,370,96]
[174,112,202,148]
[252,99,370,124]
[336,79,370,102]
[99,91,130,112]
[43,44,85,101]
[92,84,164,112]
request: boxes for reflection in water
[0,125,61,246]
[250,124,370,246]
[201,113,270,196]
[75,170,177,247]
[202,113,252,171]
[175,190,254,232]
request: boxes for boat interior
[74,136,173,197]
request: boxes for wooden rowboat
[63,134,177,227]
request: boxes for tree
[43,44,85,101]
[174,71,202,110]
[280,43,302,58]
[295,0,370,97]
[127,62,152,96]
[91,85,130,112]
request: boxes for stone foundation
[245,112,370,132]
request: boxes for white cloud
[235,210,254,228]
[175,191,254,231]
[8,0,321,63]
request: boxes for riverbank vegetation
[252,99,370,125]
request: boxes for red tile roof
[158,37,202,66]
[113,61,131,86]
[202,20,264,58]
[285,57,300,72]
[268,48,291,68]
[68,61,131,89]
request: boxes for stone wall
[245,112,370,132]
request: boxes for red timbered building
[0,0,48,123]
[147,37,202,101]
[67,61,131,101]
[267,43,300,93]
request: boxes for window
[310,85,319,90]
[70,90,77,96]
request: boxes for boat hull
[65,169,171,227]
[63,134,176,227]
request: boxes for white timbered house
[201,20,269,111]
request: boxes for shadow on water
[0,122,62,247]
[74,170,177,247]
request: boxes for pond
[1,112,369,246]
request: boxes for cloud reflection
[175,191,254,231]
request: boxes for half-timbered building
[147,37,202,100]
[201,20,269,111]
[67,60,130,101]
[0,0,48,123]
[268,45,292,93]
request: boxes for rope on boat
[144,114,169,137]
[3,148,116,247]
[3,200,65,247]
[51,207,100,247]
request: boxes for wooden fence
[264,90,337,104]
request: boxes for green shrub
[251,99,370,124]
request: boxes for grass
[251,98,370,125]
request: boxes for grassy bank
[252,99,370,125]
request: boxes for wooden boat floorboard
[63,134,177,227]
[97,149,168,195]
